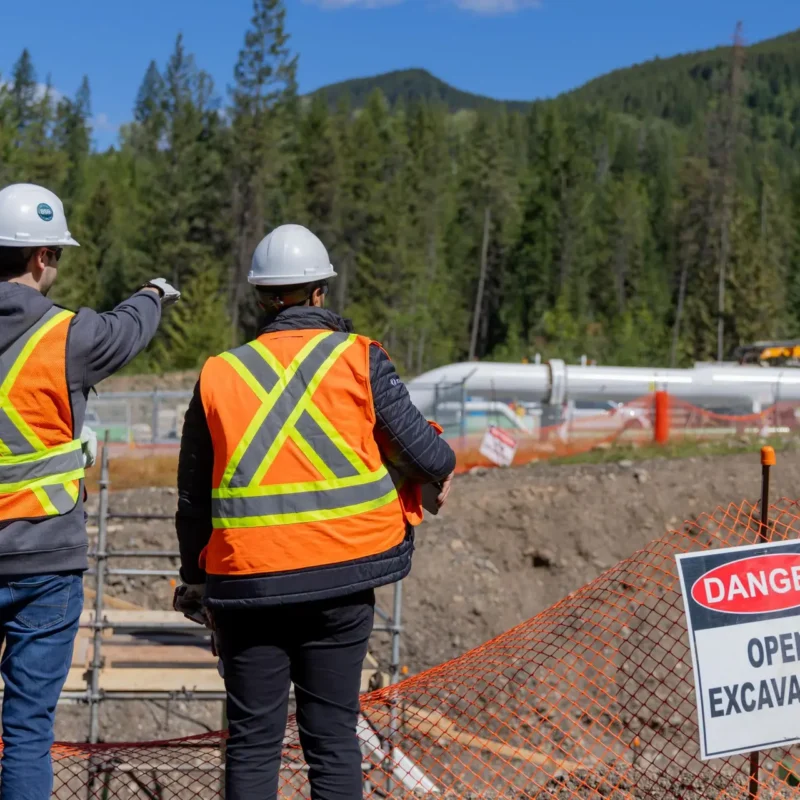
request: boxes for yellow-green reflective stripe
[0,438,81,467]
[212,471,398,524]
[0,309,74,454]
[219,332,332,489]
[249,335,356,488]
[213,465,389,499]
[0,468,84,495]
[287,428,337,482]
[0,407,43,454]
[64,479,80,502]
[303,402,371,477]
[212,489,399,529]
[32,486,59,515]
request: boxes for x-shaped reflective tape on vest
[212,331,398,527]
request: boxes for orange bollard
[654,390,670,445]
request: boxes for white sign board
[676,539,800,760]
[479,426,518,467]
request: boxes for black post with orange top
[748,445,776,800]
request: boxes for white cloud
[453,0,541,12]
[92,112,118,133]
[310,0,541,11]
[32,82,63,104]
[0,80,64,104]
[313,0,403,8]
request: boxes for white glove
[173,583,207,625]
[143,278,181,307]
[80,424,97,468]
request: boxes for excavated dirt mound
[54,449,800,745]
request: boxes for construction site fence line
[38,496,800,798]
[447,393,799,475]
[95,393,800,477]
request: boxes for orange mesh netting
[447,395,800,474]
[48,497,800,798]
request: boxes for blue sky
[1,0,798,150]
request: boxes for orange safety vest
[0,307,84,522]
[199,329,420,577]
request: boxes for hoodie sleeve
[369,344,456,483]
[70,290,162,390]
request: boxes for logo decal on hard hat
[37,203,54,222]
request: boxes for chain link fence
[86,392,192,446]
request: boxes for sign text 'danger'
[691,553,800,614]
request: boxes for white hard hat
[0,183,80,248]
[248,224,336,287]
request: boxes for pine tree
[54,76,92,205]
[158,267,232,369]
[10,49,37,134]
[229,0,298,341]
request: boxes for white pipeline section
[408,360,800,417]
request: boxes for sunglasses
[43,247,63,262]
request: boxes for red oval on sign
[691,553,800,614]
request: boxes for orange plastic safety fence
[48,497,800,798]
[448,395,800,474]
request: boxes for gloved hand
[172,583,207,625]
[80,424,97,468]
[143,278,181,307]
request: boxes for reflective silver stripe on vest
[0,447,84,487]
[42,483,78,515]
[212,471,397,521]
[229,332,352,489]
[293,410,360,480]
[0,408,36,455]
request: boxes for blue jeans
[0,573,83,800]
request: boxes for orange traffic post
[654,390,670,445]
[749,445,776,800]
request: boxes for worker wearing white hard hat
[0,182,180,800]
[174,223,456,799]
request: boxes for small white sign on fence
[677,539,800,760]
[479,426,518,468]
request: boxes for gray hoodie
[0,281,162,576]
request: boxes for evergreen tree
[229,0,298,340]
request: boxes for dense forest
[1,2,799,377]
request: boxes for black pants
[214,590,375,800]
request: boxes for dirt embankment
[55,450,800,743]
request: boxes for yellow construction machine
[734,340,800,367]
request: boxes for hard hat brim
[247,266,337,287]
[0,235,80,248]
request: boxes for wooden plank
[99,644,214,667]
[81,609,190,624]
[63,666,384,694]
[64,667,224,693]
[399,705,586,772]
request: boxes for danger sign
[479,426,518,468]
[677,539,800,760]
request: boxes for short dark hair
[0,247,30,281]
[256,281,327,312]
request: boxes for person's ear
[30,248,49,275]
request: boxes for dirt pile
[54,449,800,745]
